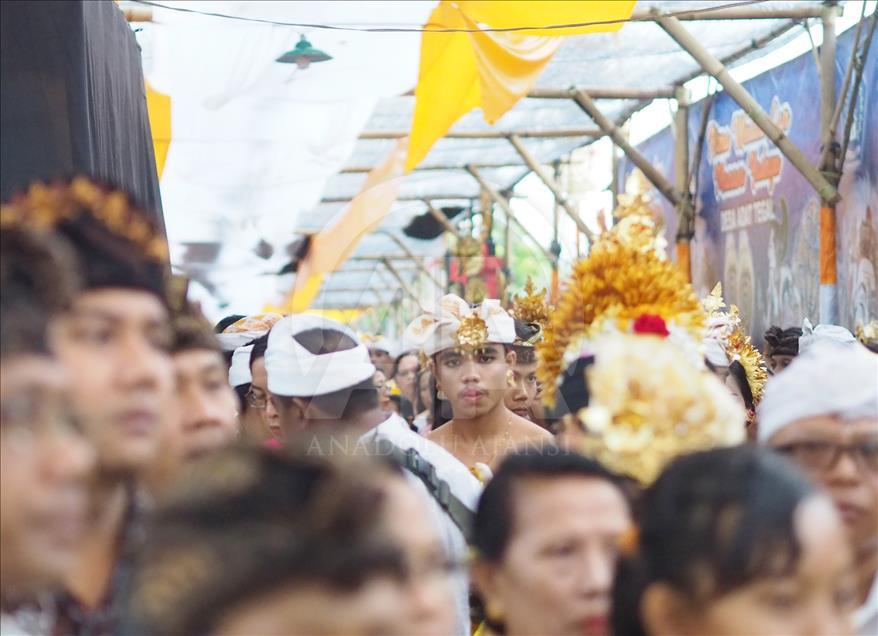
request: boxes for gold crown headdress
[573,334,745,484]
[1,177,168,261]
[510,277,550,346]
[855,320,878,349]
[537,208,705,407]
[701,283,768,403]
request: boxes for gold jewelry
[506,368,516,387]
[454,313,489,350]
[437,388,446,400]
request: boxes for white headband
[799,318,856,353]
[758,340,878,443]
[216,331,262,353]
[403,294,515,356]
[361,334,400,359]
[228,344,254,388]
[266,315,376,397]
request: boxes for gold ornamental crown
[537,211,705,407]
[1,176,168,262]
[511,277,551,328]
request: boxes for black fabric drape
[1,0,165,234]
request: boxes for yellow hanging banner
[406,0,636,172]
[145,81,171,179]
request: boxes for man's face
[0,354,95,595]
[249,357,282,439]
[478,476,630,636]
[434,345,513,420]
[380,474,457,636]
[369,348,394,378]
[768,353,796,375]
[53,289,174,477]
[172,349,239,460]
[770,415,878,552]
[504,360,539,420]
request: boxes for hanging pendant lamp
[276,35,332,69]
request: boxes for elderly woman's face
[476,476,630,636]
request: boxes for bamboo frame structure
[507,134,596,243]
[376,230,444,290]
[422,200,464,242]
[466,165,555,261]
[653,10,840,205]
[358,128,601,140]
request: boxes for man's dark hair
[763,325,802,359]
[171,304,222,355]
[126,448,405,635]
[474,446,627,563]
[612,446,815,636]
[0,227,79,358]
[249,333,270,371]
[389,394,415,424]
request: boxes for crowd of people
[1,176,876,636]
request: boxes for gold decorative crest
[512,277,550,326]
[701,283,768,403]
[1,177,168,261]
[537,230,705,407]
[454,313,489,350]
[572,334,745,484]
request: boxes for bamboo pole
[381,258,421,307]
[819,5,840,324]
[507,134,596,243]
[653,11,840,205]
[673,86,693,282]
[466,165,554,261]
[321,194,477,203]
[340,161,521,173]
[359,128,601,140]
[422,200,464,241]
[573,89,690,213]
[376,230,444,291]
[631,5,825,21]
[528,86,675,100]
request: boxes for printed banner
[619,26,877,344]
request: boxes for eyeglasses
[246,390,268,409]
[775,440,878,474]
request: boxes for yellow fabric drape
[145,82,171,179]
[406,1,636,172]
[283,138,408,312]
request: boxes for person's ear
[292,397,310,420]
[506,348,517,366]
[471,558,505,627]
[426,358,441,393]
[641,582,698,636]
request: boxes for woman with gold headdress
[537,207,746,485]
[403,295,552,482]
[701,283,768,440]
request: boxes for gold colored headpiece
[1,177,168,261]
[537,206,705,407]
[855,320,878,347]
[573,334,745,484]
[512,277,550,326]
[454,314,489,350]
[701,283,768,403]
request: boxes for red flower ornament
[632,314,670,337]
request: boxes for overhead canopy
[136,0,824,316]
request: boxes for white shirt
[854,572,878,636]
[363,414,483,636]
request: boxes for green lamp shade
[276,35,332,69]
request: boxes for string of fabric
[130,0,768,34]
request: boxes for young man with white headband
[265,314,479,635]
[404,294,552,482]
[759,341,878,636]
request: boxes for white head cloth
[362,334,400,359]
[266,314,376,397]
[217,331,261,352]
[403,294,515,356]
[228,344,254,387]
[799,317,856,353]
[757,340,878,443]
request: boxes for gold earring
[486,602,504,624]
[506,369,516,387]
[437,388,446,400]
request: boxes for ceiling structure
[131,0,830,318]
